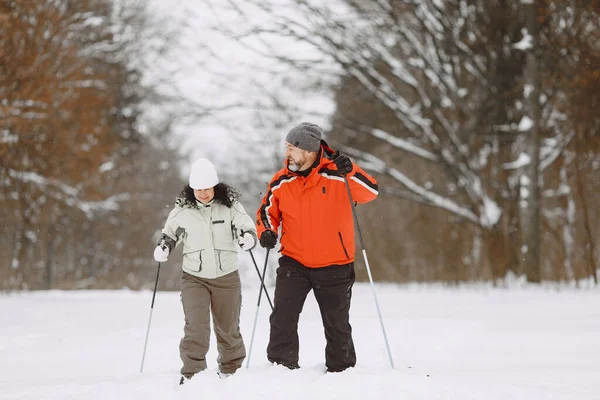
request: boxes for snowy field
[1,282,599,400]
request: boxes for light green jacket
[161,198,256,279]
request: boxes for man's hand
[259,230,278,249]
[333,152,353,175]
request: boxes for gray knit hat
[285,122,323,152]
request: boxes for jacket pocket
[183,250,203,272]
[216,250,237,271]
[212,220,236,251]
[338,232,350,260]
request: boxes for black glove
[259,230,278,249]
[333,152,353,175]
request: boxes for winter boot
[271,361,300,370]
[217,371,233,379]
[179,374,193,385]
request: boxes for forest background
[1,0,599,291]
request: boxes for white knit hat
[189,158,219,189]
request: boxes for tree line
[1,0,599,290]
[206,0,600,284]
[0,0,183,290]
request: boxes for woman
[153,158,257,383]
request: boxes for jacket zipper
[338,232,350,260]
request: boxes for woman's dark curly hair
[181,183,240,208]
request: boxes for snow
[518,116,534,132]
[524,84,534,98]
[503,152,531,170]
[480,197,502,227]
[99,161,115,173]
[0,129,18,144]
[513,28,533,50]
[2,283,599,399]
[358,153,481,225]
[6,169,128,217]
[370,128,438,161]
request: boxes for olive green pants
[179,270,246,376]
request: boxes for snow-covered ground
[1,282,599,399]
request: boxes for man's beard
[288,157,301,171]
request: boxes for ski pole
[246,248,271,368]
[140,261,161,373]
[343,176,395,369]
[242,229,273,310]
[249,248,274,310]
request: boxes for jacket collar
[196,199,215,208]
[285,143,336,188]
[175,197,215,209]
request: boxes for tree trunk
[484,225,509,285]
[574,142,598,284]
[521,0,542,283]
[561,164,576,282]
[45,223,55,290]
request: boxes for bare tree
[192,0,600,283]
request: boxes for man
[256,122,378,373]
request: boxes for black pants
[267,255,356,372]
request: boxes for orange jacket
[257,145,378,268]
